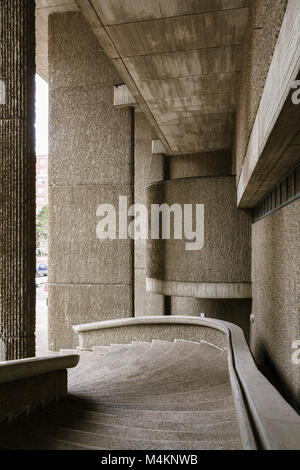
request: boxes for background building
[36,154,48,214]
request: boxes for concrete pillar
[134,111,165,317]
[48,12,134,350]
[0,1,36,360]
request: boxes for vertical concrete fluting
[0,1,36,360]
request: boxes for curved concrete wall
[171,297,251,341]
[146,176,252,292]
[75,318,227,350]
[170,151,232,179]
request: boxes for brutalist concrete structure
[0,0,36,360]
[48,12,134,350]
[0,0,299,451]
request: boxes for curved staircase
[1,316,299,450]
[0,340,242,450]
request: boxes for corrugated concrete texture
[0,0,36,360]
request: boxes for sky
[35,74,49,156]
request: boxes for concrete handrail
[0,354,80,385]
[73,316,300,450]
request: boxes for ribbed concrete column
[0,1,36,360]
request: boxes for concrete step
[13,415,241,450]
[69,342,151,387]
[0,339,242,450]
[69,344,131,383]
[70,340,172,387]
[41,400,238,431]
[0,422,95,450]
[69,340,203,391]
[70,345,225,395]
[32,407,239,442]
[67,394,235,412]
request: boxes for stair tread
[69,348,225,392]
[0,340,242,450]
[11,417,241,450]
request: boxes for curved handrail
[0,354,80,385]
[73,316,300,450]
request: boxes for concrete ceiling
[36,0,249,155]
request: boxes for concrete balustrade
[0,354,79,422]
[73,316,300,450]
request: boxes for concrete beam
[237,0,300,207]
[152,139,166,155]
[113,84,136,108]
[146,279,252,299]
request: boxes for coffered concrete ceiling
[36,0,249,155]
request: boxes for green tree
[36,205,48,250]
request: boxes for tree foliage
[36,205,48,249]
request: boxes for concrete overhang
[237,0,300,208]
[113,84,136,108]
[36,0,249,156]
[152,139,166,155]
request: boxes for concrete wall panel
[251,199,300,410]
[50,86,132,186]
[48,285,133,350]
[134,269,164,318]
[170,151,232,179]
[48,185,133,285]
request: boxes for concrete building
[0,0,299,451]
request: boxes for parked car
[36,263,48,277]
